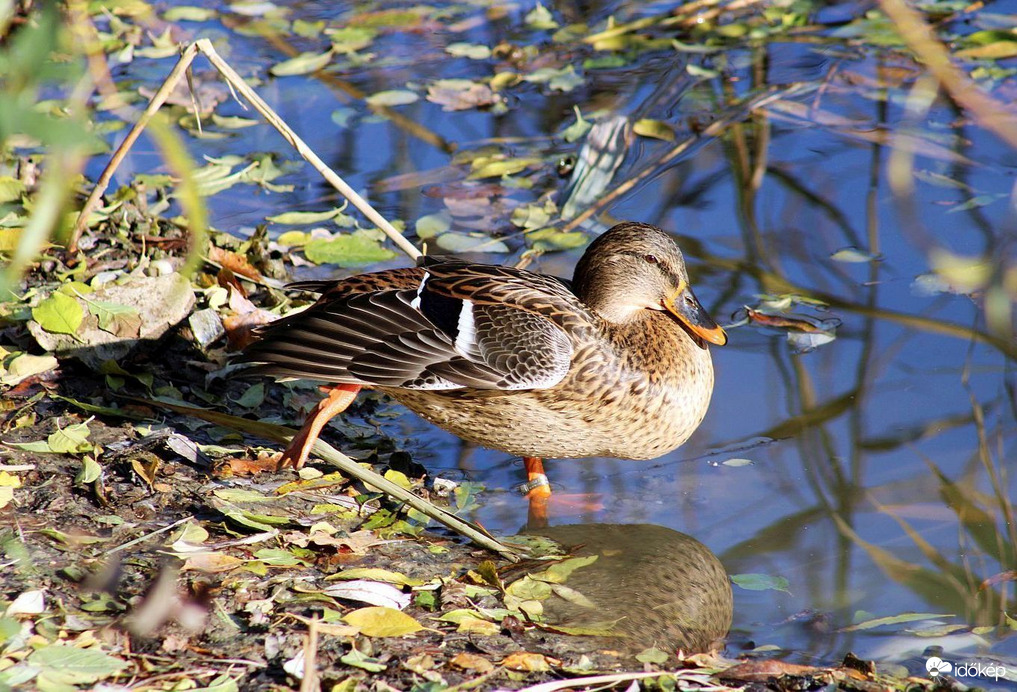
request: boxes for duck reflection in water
[503,523,732,661]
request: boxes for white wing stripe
[454,299,478,357]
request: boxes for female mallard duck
[241,222,726,510]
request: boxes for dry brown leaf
[501,651,556,672]
[450,652,495,673]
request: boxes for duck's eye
[643,254,659,265]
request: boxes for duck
[240,222,726,518]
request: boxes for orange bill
[664,285,727,346]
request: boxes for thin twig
[192,39,420,261]
[69,42,201,253]
[300,617,319,692]
[107,515,194,554]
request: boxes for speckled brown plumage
[240,221,726,468]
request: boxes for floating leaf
[303,232,397,267]
[531,555,598,584]
[328,26,377,53]
[269,50,332,77]
[344,606,423,637]
[830,247,881,263]
[427,80,499,111]
[446,43,491,59]
[468,156,542,179]
[211,113,258,129]
[366,89,419,107]
[562,106,591,142]
[32,291,84,336]
[267,208,344,225]
[164,5,218,21]
[523,66,583,92]
[525,2,558,29]
[435,232,510,253]
[842,611,954,631]
[731,573,790,593]
[722,458,753,467]
[957,41,1017,60]
[415,213,450,239]
[633,118,675,141]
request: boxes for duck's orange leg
[522,456,551,527]
[278,384,362,470]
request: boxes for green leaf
[328,27,377,54]
[303,232,397,267]
[842,611,955,632]
[32,292,84,336]
[340,647,387,672]
[269,50,333,77]
[28,644,129,685]
[525,2,559,29]
[633,118,675,142]
[266,208,344,225]
[523,66,583,92]
[331,568,422,586]
[635,647,669,664]
[435,232,510,253]
[85,299,142,337]
[415,213,450,239]
[531,555,598,584]
[446,43,491,60]
[562,106,591,142]
[366,89,419,107]
[163,5,218,21]
[344,606,423,637]
[731,573,790,593]
[47,421,92,454]
[78,456,102,484]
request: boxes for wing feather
[240,258,590,391]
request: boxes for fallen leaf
[32,291,84,336]
[501,652,554,672]
[182,552,246,573]
[344,606,423,637]
[450,652,495,672]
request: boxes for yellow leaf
[456,616,500,635]
[343,606,422,637]
[182,552,245,573]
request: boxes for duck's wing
[240,258,590,391]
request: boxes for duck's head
[572,222,727,348]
